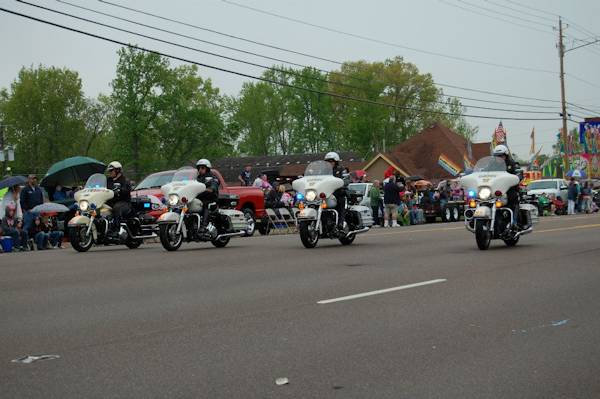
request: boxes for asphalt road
[1,214,600,399]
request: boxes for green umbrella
[41,156,106,187]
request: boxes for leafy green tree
[1,65,88,174]
[110,47,170,179]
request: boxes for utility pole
[558,17,569,176]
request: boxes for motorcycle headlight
[168,194,179,206]
[478,187,492,200]
[79,200,89,211]
[305,190,317,201]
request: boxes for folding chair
[265,208,288,234]
[277,208,297,233]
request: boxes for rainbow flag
[438,154,462,176]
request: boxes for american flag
[494,121,506,145]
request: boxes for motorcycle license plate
[473,208,488,217]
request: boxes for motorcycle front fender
[296,207,318,221]
[157,211,180,224]
[472,206,492,219]
[68,215,91,227]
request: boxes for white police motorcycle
[68,173,158,252]
[292,160,374,248]
[460,156,538,250]
[157,167,249,251]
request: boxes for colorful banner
[438,154,462,176]
[579,121,600,155]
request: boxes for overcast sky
[1,0,599,159]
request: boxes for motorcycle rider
[195,159,220,235]
[324,152,348,233]
[106,161,132,228]
[492,145,522,226]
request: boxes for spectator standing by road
[369,180,382,226]
[238,165,252,186]
[0,184,23,220]
[567,177,579,215]
[581,182,593,213]
[20,174,44,231]
[383,177,401,227]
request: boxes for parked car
[347,182,375,207]
[131,169,266,236]
[526,179,568,201]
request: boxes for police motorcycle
[68,173,158,252]
[292,160,374,248]
[460,156,538,250]
[157,167,249,251]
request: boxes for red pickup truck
[131,168,266,236]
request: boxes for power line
[438,0,554,36]
[455,0,553,28]
[220,0,557,74]
[84,0,570,109]
[482,0,556,23]
[25,1,560,115]
[567,102,600,115]
[0,7,564,122]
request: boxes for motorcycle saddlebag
[519,203,539,224]
[348,205,374,227]
[218,209,248,232]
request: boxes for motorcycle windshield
[84,173,107,189]
[304,161,333,176]
[172,167,198,182]
[473,156,507,173]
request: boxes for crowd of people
[0,175,65,253]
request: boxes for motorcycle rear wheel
[211,236,230,248]
[159,224,183,251]
[475,220,491,250]
[125,238,143,249]
[339,233,356,246]
[299,221,319,248]
[503,235,520,247]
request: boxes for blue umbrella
[0,175,27,190]
[566,169,586,179]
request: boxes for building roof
[212,152,364,183]
[365,123,491,180]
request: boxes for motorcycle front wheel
[69,226,94,252]
[299,221,319,248]
[475,219,491,250]
[159,224,183,251]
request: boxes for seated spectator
[53,185,67,201]
[553,195,566,215]
[397,196,410,226]
[278,185,293,208]
[29,216,49,250]
[1,203,29,251]
[45,216,64,248]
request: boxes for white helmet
[196,158,212,169]
[492,145,509,157]
[106,161,122,172]
[324,151,341,162]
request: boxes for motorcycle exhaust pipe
[346,227,370,235]
[514,227,533,238]
[215,231,245,240]
[131,233,158,240]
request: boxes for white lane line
[317,279,447,304]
